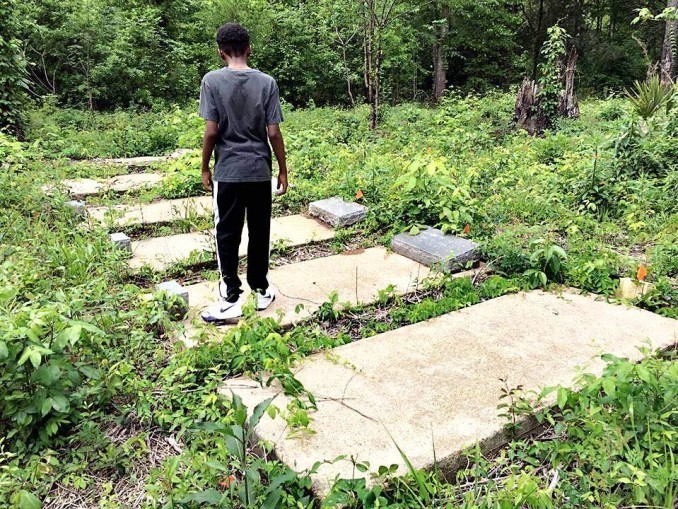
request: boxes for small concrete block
[615,277,656,300]
[65,200,86,215]
[309,197,367,228]
[156,280,190,305]
[156,280,190,320]
[392,227,478,271]
[110,232,132,252]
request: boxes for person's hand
[277,173,288,196]
[202,168,213,192]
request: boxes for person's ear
[218,49,227,62]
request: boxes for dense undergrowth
[1,91,676,507]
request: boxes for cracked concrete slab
[176,247,443,345]
[221,290,677,495]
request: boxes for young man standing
[198,23,288,323]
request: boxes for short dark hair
[216,24,251,57]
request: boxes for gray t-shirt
[199,67,283,183]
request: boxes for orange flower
[463,224,471,235]
[219,475,237,488]
[636,264,647,282]
[355,189,364,200]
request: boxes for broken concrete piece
[110,232,132,253]
[615,277,656,300]
[309,197,367,228]
[392,227,478,271]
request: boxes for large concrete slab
[63,173,164,197]
[88,196,213,227]
[392,227,478,271]
[129,215,335,270]
[222,290,677,494]
[177,247,437,343]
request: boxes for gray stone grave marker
[392,227,478,271]
[309,197,367,228]
[110,232,132,253]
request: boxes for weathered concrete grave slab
[99,148,194,168]
[392,227,478,271]
[62,173,164,197]
[309,197,367,228]
[175,247,463,346]
[129,215,334,270]
[223,290,677,495]
[88,196,213,227]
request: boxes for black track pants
[213,180,271,301]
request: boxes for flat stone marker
[129,215,335,270]
[88,196,213,227]
[309,197,367,228]
[110,232,131,252]
[392,227,478,271]
[223,290,677,495]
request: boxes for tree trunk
[558,47,579,118]
[659,0,678,85]
[432,5,450,101]
[531,0,545,80]
[514,78,545,135]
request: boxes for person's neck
[226,58,250,70]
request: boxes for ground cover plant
[2,82,677,508]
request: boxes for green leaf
[556,387,568,409]
[205,460,229,472]
[79,365,101,380]
[180,489,223,505]
[250,398,273,430]
[57,325,82,347]
[16,491,42,509]
[602,378,616,398]
[51,394,70,413]
[409,225,420,236]
[41,398,53,417]
[0,341,8,360]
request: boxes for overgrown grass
[2,91,676,507]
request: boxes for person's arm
[267,123,288,195]
[201,120,219,192]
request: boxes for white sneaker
[256,288,276,310]
[201,297,243,324]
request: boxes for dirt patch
[45,420,182,509]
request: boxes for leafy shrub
[393,155,480,233]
